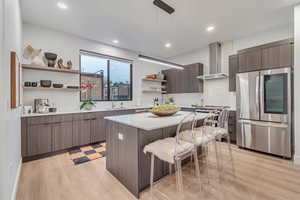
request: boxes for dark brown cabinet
[238,48,261,72]
[261,41,293,69]
[27,123,52,156]
[229,55,238,91]
[72,115,92,146]
[163,63,203,94]
[52,122,73,151]
[91,112,106,143]
[237,39,293,73]
[21,109,146,160]
[228,111,236,144]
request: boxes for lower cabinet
[91,113,106,143]
[72,119,92,146]
[21,109,143,159]
[52,122,73,151]
[228,111,237,144]
[27,123,52,156]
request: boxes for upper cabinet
[261,40,293,69]
[229,55,238,92]
[238,48,261,72]
[162,63,203,94]
[237,39,293,73]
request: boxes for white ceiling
[21,0,300,58]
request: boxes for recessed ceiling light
[57,2,68,10]
[112,40,119,44]
[165,43,171,48]
[206,26,215,32]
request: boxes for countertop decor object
[31,82,38,87]
[24,82,31,87]
[40,80,52,87]
[80,99,96,110]
[23,45,45,66]
[67,86,79,89]
[149,105,180,117]
[57,58,64,68]
[67,60,72,69]
[53,83,63,88]
[44,52,57,67]
[48,107,57,113]
[146,74,157,79]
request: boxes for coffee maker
[34,99,50,113]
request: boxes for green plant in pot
[165,97,175,105]
[80,84,96,110]
[80,99,96,110]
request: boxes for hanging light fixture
[138,55,184,70]
[138,1,183,70]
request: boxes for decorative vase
[84,104,93,110]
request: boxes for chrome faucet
[120,102,124,108]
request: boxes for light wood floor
[17,143,300,200]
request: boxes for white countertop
[104,111,211,131]
[21,106,151,118]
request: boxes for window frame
[79,50,133,102]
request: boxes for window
[80,51,132,101]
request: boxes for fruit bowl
[149,105,181,117]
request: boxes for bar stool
[194,109,235,176]
[210,109,235,175]
[180,112,222,183]
[143,112,201,193]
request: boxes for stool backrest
[217,109,229,129]
[175,112,197,143]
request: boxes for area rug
[69,142,106,165]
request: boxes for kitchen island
[104,111,210,198]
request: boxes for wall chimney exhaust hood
[197,42,228,80]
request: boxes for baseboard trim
[11,158,22,200]
[294,155,300,165]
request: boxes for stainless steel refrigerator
[236,67,292,158]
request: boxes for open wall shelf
[22,64,79,74]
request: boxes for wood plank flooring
[17,143,300,200]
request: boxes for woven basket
[149,108,180,117]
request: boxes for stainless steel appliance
[34,99,50,113]
[236,67,292,158]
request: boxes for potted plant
[80,84,96,110]
[80,99,96,110]
[165,97,175,105]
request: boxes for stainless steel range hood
[197,42,228,80]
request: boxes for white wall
[294,5,300,164]
[170,25,292,110]
[22,23,167,112]
[0,0,22,200]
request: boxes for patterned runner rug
[69,142,106,165]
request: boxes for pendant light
[138,1,183,70]
[138,55,184,70]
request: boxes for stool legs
[226,134,235,176]
[150,153,155,193]
[175,159,183,192]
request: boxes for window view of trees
[80,52,132,101]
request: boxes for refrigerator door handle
[256,76,260,116]
[238,119,288,128]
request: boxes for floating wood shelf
[22,64,79,74]
[142,78,167,83]
[23,86,80,91]
[142,90,166,94]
